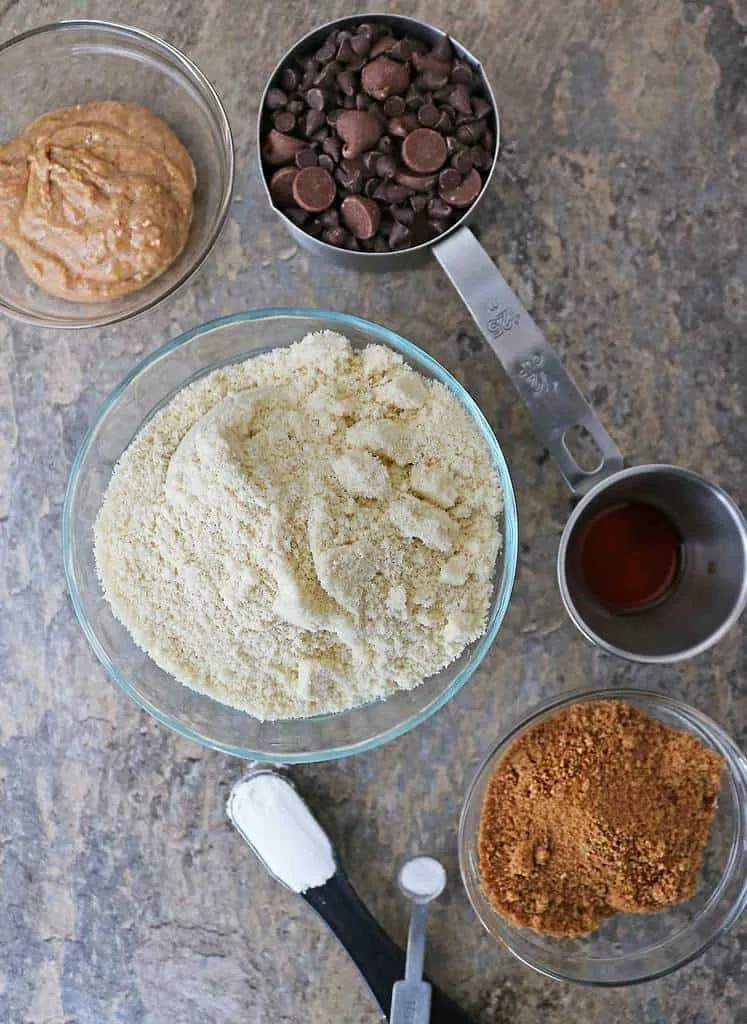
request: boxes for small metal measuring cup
[259,14,747,662]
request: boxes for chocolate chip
[318,154,336,173]
[395,169,437,192]
[304,218,323,238]
[439,166,482,207]
[280,67,299,92]
[431,36,454,62]
[269,166,298,207]
[311,129,329,144]
[484,129,495,154]
[375,182,413,204]
[377,135,394,154]
[472,97,492,119]
[364,176,382,197]
[389,221,412,248]
[341,195,381,238]
[266,88,288,110]
[388,113,419,138]
[449,85,473,116]
[410,194,428,212]
[351,33,372,56]
[471,145,493,170]
[388,38,417,61]
[361,56,410,100]
[369,36,396,57]
[336,109,383,158]
[320,208,341,229]
[451,148,474,174]
[336,69,356,98]
[428,196,453,219]
[383,95,406,117]
[372,236,390,252]
[304,108,326,137]
[306,87,326,111]
[446,135,466,155]
[323,226,348,246]
[263,128,308,165]
[285,205,309,226]
[405,88,425,111]
[434,109,454,134]
[273,110,296,133]
[337,37,355,63]
[375,154,397,179]
[292,166,337,212]
[412,53,451,78]
[438,167,462,192]
[402,128,447,173]
[335,164,364,193]
[450,60,473,85]
[417,103,440,128]
[419,68,450,90]
[322,136,342,162]
[392,204,415,226]
[287,98,305,115]
[295,148,318,169]
[314,62,341,89]
[326,109,342,126]
[457,118,487,144]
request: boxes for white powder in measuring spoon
[227,772,336,893]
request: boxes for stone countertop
[1,1,745,1021]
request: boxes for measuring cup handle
[433,226,624,496]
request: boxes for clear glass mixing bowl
[0,21,234,328]
[63,310,518,762]
[459,688,747,985]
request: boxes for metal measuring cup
[259,14,747,662]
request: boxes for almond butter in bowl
[477,699,725,938]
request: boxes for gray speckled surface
[1,1,745,1022]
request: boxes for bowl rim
[458,686,747,986]
[63,307,519,762]
[0,19,235,330]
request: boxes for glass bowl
[0,21,234,329]
[459,688,747,986]
[63,309,518,762]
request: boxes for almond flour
[94,332,503,720]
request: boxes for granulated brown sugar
[477,700,725,937]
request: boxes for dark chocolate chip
[335,165,364,193]
[314,62,341,89]
[269,166,298,207]
[370,36,396,57]
[438,167,462,192]
[322,226,348,246]
[457,118,487,144]
[405,88,425,111]
[428,196,453,219]
[451,149,474,174]
[354,92,370,110]
[375,154,398,179]
[337,37,356,63]
[337,69,357,97]
[285,205,309,226]
[388,113,419,138]
[273,110,296,133]
[381,183,415,203]
[377,135,394,154]
[280,68,299,92]
[389,221,412,248]
[439,167,482,207]
[322,136,342,161]
[304,218,323,237]
[342,94,357,109]
[351,33,372,56]
[263,128,308,165]
[472,97,493,119]
[402,128,447,173]
[412,53,451,77]
[364,176,382,197]
[266,88,288,110]
[320,208,341,228]
[388,38,416,61]
[315,40,337,63]
[446,135,466,155]
[450,60,473,85]
[292,166,337,212]
[336,109,383,158]
[306,87,326,111]
[434,109,454,134]
[304,108,326,137]
[287,98,305,115]
[410,194,428,212]
[470,145,492,170]
[326,109,342,126]
[417,103,440,128]
[361,150,380,173]
[395,170,438,192]
[318,153,336,173]
[419,69,450,90]
[431,36,454,62]
[383,95,406,117]
[311,129,329,143]
[361,56,410,100]
[295,148,318,169]
[428,218,450,236]
[449,85,473,116]
[341,194,381,238]
[392,204,415,226]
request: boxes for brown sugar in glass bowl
[458,689,747,986]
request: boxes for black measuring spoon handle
[304,870,476,1024]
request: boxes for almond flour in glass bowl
[63,309,518,763]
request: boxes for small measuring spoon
[391,857,447,1024]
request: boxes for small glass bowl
[459,688,747,986]
[63,309,518,763]
[0,21,234,329]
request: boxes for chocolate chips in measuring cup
[261,22,496,252]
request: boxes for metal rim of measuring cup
[557,463,747,663]
[256,12,501,269]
